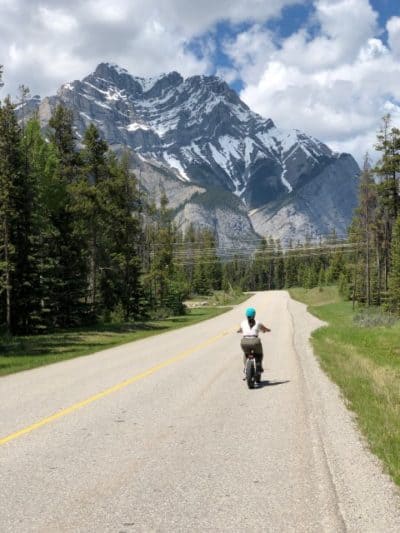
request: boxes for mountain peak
[133,71,183,93]
[23,63,360,243]
[95,62,129,76]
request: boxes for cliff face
[28,62,360,247]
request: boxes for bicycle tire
[246,358,255,389]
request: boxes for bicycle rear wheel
[246,358,255,389]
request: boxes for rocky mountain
[28,62,360,248]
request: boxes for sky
[1,0,400,163]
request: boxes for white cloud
[230,0,400,163]
[153,0,300,34]
[1,0,399,165]
[38,6,78,34]
[0,0,298,97]
[223,25,276,85]
[83,0,131,23]
[315,0,377,55]
[387,16,400,59]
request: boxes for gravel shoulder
[289,296,400,531]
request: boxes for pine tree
[273,240,285,289]
[356,155,377,305]
[251,238,269,290]
[201,229,222,291]
[284,240,298,288]
[182,223,196,293]
[374,115,400,296]
[266,237,275,289]
[318,267,326,289]
[375,115,400,220]
[72,123,109,317]
[12,111,42,333]
[338,272,350,299]
[193,260,209,295]
[99,151,143,319]
[48,105,89,327]
[0,97,20,332]
[222,255,248,292]
[148,190,175,306]
[388,216,400,313]
[23,118,59,329]
[0,99,44,333]
[326,246,346,285]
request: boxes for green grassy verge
[186,290,253,307]
[290,286,400,487]
[0,306,230,377]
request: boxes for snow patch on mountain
[209,144,230,175]
[127,122,152,132]
[106,62,129,76]
[26,62,359,244]
[163,152,190,182]
[280,163,293,193]
[219,135,241,159]
[134,74,166,93]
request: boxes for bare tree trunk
[352,253,358,311]
[366,230,370,306]
[365,207,370,307]
[3,217,11,332]
[89,229,97,314]
[376,244,381,306]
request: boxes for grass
[289,286,400,487]
[185,290,252,307]
[0,306,230,377]
[289,285,341,307]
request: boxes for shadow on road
[257,379,290,388]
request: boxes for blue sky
[187,3,316,92]
[197,0,399,91]
[371,0,399,27]
[1,0,400,161]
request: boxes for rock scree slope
[27,62,360,247]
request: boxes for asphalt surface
[1,291,399,532]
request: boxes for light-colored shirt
[240,319,264,337]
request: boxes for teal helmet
[245,307,256,318]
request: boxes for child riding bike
[237,307,271,374]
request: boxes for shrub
[353,308,398,328]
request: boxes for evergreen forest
[1,66,400,336]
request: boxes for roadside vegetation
[290,286,400,487]
[0,304,239,376]
[185,289,252,308]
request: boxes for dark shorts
[240,336,263,357]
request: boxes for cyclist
[238,307,270,374]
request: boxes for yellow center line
[0,329,231,447]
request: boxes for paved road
[1,291,399,532]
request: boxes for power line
[147,241,366,260]
[172,247,364,266]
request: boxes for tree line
[0,90,347,336]
[340,116,400,312]
[0,72,231,335]
[188,115,400,312]
[0,96,145,334]
[1,63,400,335]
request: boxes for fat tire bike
[244,350,261,389]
